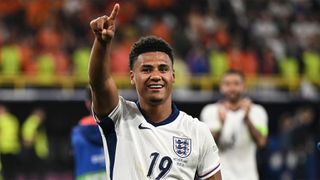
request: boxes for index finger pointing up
[109,3,120,20]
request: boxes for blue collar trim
[136,102,180,127]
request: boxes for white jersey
[94,96,220,180]
[200,103,268,180]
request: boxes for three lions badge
[173,136,192,158]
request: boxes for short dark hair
[223,69,245,81]
[129,36,174,70]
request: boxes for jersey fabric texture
[71,116,106,180]
[200,103,268,180]
[94,96,220,180]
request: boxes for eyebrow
[140,64,153,69]
[140,63,170,68]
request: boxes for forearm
[89,39,111,90]
[89,38,119,116]
[244,116,267,147]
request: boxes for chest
[115,116,199,173]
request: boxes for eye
[159,66,169,73]
[141,67,151,73]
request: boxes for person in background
[71,88,106,180]
[0,105,20,180]
[200,69,268,180]
[21,108,49,179]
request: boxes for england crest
[173,136,192,158]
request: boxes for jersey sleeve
[249,105,269,137]
[196,122,221,180]
[92,96,126,136]
[200,104,221,133]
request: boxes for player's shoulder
[178,111,211,131]
[201,103,219,113]
[119,96,139,111]
[251,103,267,113]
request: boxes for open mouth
[147,84,164,90]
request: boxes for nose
[150,70,161,81]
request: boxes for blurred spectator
[36,53,55,84]
[36,25,63,53]
[252,12,279,40]
[73,47,91,82]
[19,37,37,75]
[110,39,132,76]
[186,46,209,75]
[25,0,59,29]
[21,108,49,179]
[302,49,320,84]
[0,105,20,180]
[226,43,259,78]
[71,88,105,179]
[268,106,317,179]
[208,48,229,80]
[291,14,320,49]
[150,18,172,44]
[0,44,21,76]
[0,0,319,89]
[258,48,278,76]
[278,55,299,89]
[173,56,190,88]
[241,48,258,78]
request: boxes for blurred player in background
[21,108,49,179]
[200,70,268,180]
[71,88,105,180]
[88,3,221,180]
[0,105,20,180]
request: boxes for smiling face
[130,51,175,106]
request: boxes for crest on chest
[173,136,192,158]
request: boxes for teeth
[149,85,163,88]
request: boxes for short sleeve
[92,96,126,136]
[92,96,126,124]
[200,104,221,133]
[197,122,221,179]
[249,105,268,137]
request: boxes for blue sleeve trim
[97,116,115,136]
[197,163,220,178]
[98,116,117,180]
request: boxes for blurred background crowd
[0,0,320,91]
[0,0,319,179]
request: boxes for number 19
[147,152,173,179]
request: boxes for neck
[224,100,241,110]
[139,99,172,124]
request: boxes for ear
[130,70,135,85]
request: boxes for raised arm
[206,171,222,180]
[89,4,120,117]
[241,98,268,148]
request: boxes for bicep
[250,107,269,137]
[197,123,221,179]
[206,170,222,180]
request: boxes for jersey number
[147,152,172,179]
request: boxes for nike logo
[138,123,151,130]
